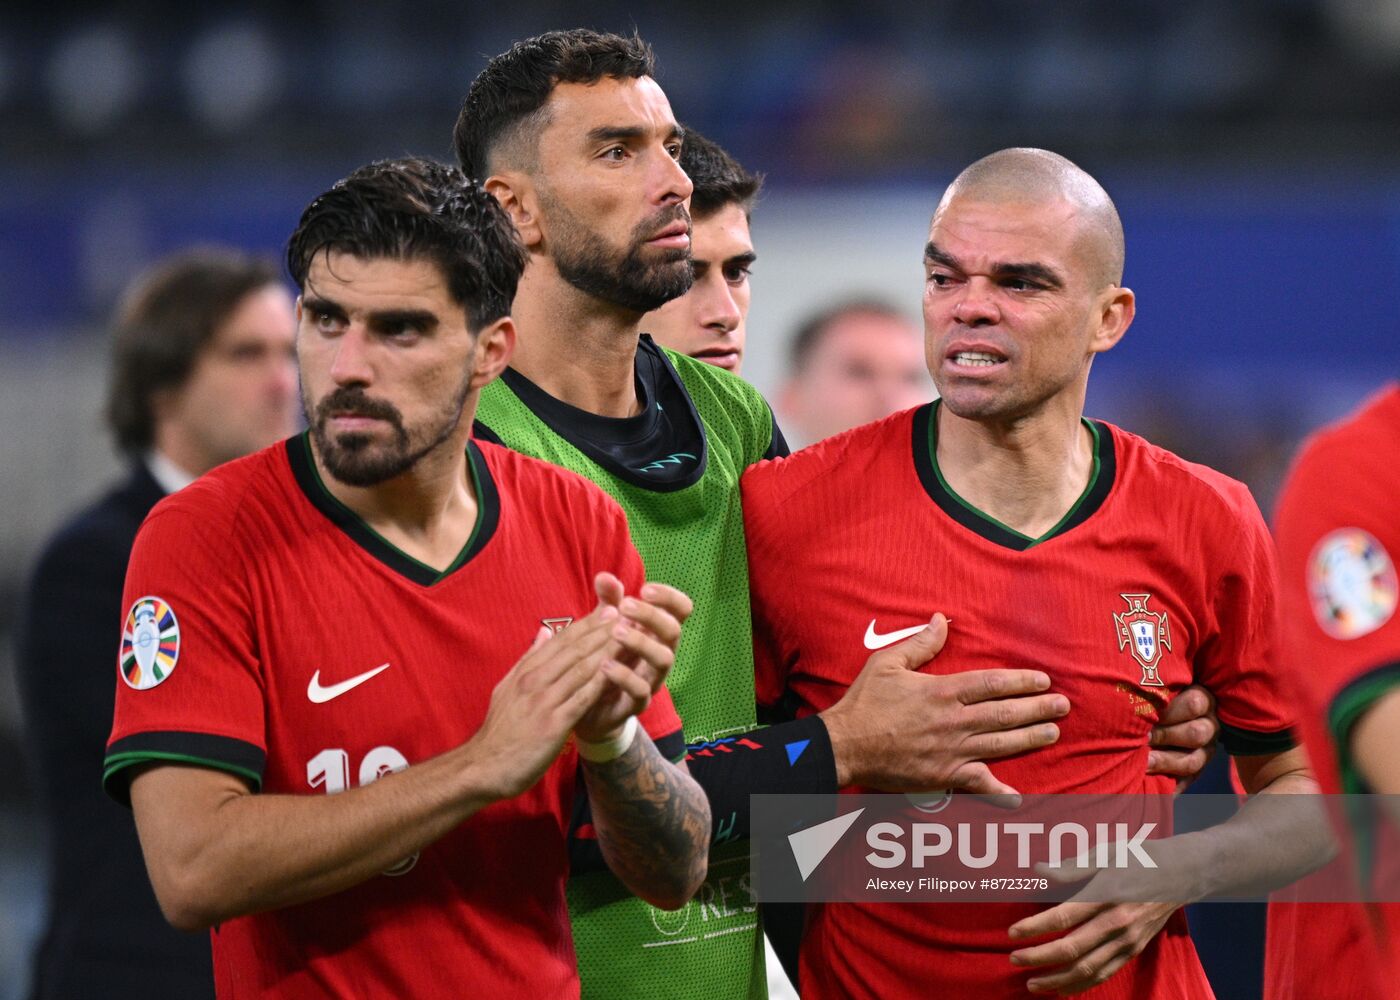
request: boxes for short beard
[545,193,694,314]
[305,380,470,487]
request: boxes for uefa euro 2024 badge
[1308,528,1398,640]
[1114,593,1172,688]
[120,596,180,690]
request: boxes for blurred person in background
[1264,382,1400,1000]
[15,247,298,1000]
[777,299,931,447]
[643,128,760,375]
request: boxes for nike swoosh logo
[863,620,928,650]
[307,663,391,703]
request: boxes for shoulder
[660,343,774,438]
[139,444,288,547]
[1286,386,1400,492]
[1275,385,1400,539]
[1107,420,1261,525]
[28,465,162,583]
[477,438,627,525]
[743,407,919,521]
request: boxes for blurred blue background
[2,2,1398,997]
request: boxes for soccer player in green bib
[453,30,1217,999]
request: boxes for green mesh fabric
[476,348,773,999]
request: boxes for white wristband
[576,716,639,764]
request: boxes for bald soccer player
[744,148,1318,997]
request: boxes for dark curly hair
[453,29,655,179]
[681,129,762,221]
[286,157,526,331]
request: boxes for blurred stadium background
[2,2,1398,996]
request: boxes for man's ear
[1089,286,1135,356]
[470,315,516,388]
[485,174,542,249]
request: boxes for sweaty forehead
[542,76,677,142]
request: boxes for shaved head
[941,148,1125,288]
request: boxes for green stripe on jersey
[477,346,773,1000]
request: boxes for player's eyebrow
[302,295,347,321]
[924,242,960,271]
[366,308,439,333]
[586,123,686,146]
[924,241,1064,289]
[724,251,757,268]
[993,262,1064,289]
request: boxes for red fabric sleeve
[105,491,267,796]
[739,458,792,712]
[1192,484,1296,752]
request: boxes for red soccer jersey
[104,435,682,1000]
[1264,384,1400,1000]
[743,402,1294,999]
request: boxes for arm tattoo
[581,734,710,905]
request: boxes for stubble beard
[544,191,695,314]
[304,377,472,487]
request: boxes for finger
[964,693,1070,733]
[870,613,950,671]
[558,668,614,727]
[639,581,694,624]
[525,612,618,688]
[1146,747,1209,778]
[951,668,1054,704]
[1023,938,1133,995]
[619,596,683,648]
[1155,684,1214,727]
[960,723,1061,760]
[593,570,626,609]
[1008,900,1107,945]
[599,659,653,705]
[613,621,676,678]
[947,761,1022,805]
[527,624,552,651]
[1147,717,1218,750]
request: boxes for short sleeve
[1274,429,1400,790]
[740,459,793,712]
[103,497,267,804]
[1193,489,1296,755]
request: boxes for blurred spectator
[15,247,298,1000]
[777,299,931,447]
[644,128,761,374]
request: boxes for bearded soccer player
[453,31,1120,1000]
[1264,385,1400,1000]
[102,159,710,999]
[744,148,1315,997]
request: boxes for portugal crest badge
[541,617,574,634]
[120,596,179,690]
[1114,593,1171,687]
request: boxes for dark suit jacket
[16,463,214,1000]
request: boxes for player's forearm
[131,746,505,930]
[1177,761,1332,901]
[582,733,711,909]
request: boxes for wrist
[577,716,638,764]
[818,706,857,787]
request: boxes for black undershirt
[475,335,787,485]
